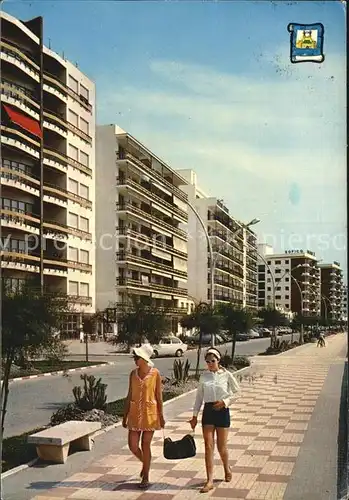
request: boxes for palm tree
[218,303,255,361]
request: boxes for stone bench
[28,420,101,464]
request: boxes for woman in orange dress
[122,344,165,489]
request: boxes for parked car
[152,336,188,358]
[235,332,250,341]
[259,328,272,337]
[247,329,260,339]
[187,333,225,346]
[218,331,231,343]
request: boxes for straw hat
[133,344,154,367]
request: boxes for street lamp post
[186,198,260,346]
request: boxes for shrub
[220,351,234,368]
[50,403,85,426]
[233,355,251,368]
[172,359,191,385]
[73,374,107,411]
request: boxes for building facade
[178,169,258,311]
[257,246,321,317]
[0,13,96,337]
[342,284,348,322]
[319,262,344,321]
[96,125,191,334]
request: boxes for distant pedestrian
[122,344,165,489]
[317,333,325,347]
[189,348,240,493]
[79,330,84,343]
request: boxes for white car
[152,336,188,358]
[247,329,261,339]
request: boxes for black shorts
[202,403,231,428]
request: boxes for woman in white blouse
[189,347,240,493]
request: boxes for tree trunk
[1,352,14,436]
[231,330,237,361]
[195,330,203,379]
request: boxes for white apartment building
[178,169,258,310]
[257,245,321,317]
[319,262,344,321]
[342,284,348,322]
[0,13,96,337]
[96,125,191,334]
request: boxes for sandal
[139,479,150,489]
[225,466,232,482]
[200,482,214,493]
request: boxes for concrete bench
[28,421,101,464]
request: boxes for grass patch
[2,427,46,473]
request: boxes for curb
[1,365,251,479]
[2,362,117,385]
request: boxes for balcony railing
[0,250,40,265]
[116,277,188,296]
[1,125,41,154]
[116,227,187,259]
[43,147,92,177]
[43,220,92,240]
[117,177,188,221]
[1,166,40,189]
[207,215,244,242]
[116,202,187,239]
[67,295,93,305]
[43,183,92,209]
[1,209,40,228]
[116,251,187,278]
[43,71,92,113]
[1,80,40,113]
[43,109,92,144]
[1,39,40,72]
[208,230,244,252]
[117,151,187,202]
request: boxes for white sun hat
[132,344,154,367]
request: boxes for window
[267,287,271,291]
[80,216,89,232]
[69,281,78,296]
[69,212,78,228]
[267,261,271,265]
[285,286,289,291]
[171,338,181,344]
[285,304,290,308]
[80,151,89,167]
[68,75,78,93]
[80,282,89,297]
[275,260,281,264]
[258,265,265,272]
[80,249,89,264]
[69,247,78,261]
[80,117,89,135]
[276,286,281,291]
[68,109,78,127]
[80,84,89,101]
[267,278,271,283]
[285,260,289,264]
[80,184,89,199]
[285,295,289,299]
[68,144,78,160]
[285,277,290,282]
[68,178,78,194]
[4,277,26,292]
[275,295,281,300]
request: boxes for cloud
[97,53,346,269]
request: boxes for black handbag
[163,432,196,460]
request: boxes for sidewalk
[3,334,347,500]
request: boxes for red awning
[3,104,42,138]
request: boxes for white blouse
[193,368,240,417]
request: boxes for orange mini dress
[127,367,161,432]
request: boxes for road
[4,334,298,438]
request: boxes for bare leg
[201,425,215,492]
[140,431,154,486]
[216,427,231,480]
[128,430,143,468]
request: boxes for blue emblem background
[287,22,325,63]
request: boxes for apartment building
[0,13,95,337]
[319,262,344,321]
[96,125,190,334]
[178,169,258,310]
[257,245,321,317]
[342,284,348,322]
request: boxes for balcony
[116,227,187,259]
[43,109,92,145]
[43,257,92,274]
[1,80,40,115]
[117,151,187,203]
[212,246,243,266]
[207,215,244,242]
[116,251,187,279]
[43,71,92,113]
[67,295,93,305]
[1,125,40,159]
[116,177,188,222]
[43,147,92,177]
[1,209,40,234]
[43,183,92,209]
[43,220,92,241]
[116,202,187,239]
[1,164,40,193]
[213,260,244,279]
[1,39,40,81]
[209,230,243,252]
[116,277,187,296]
[0,250,40,272]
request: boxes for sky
[2,0,347,276]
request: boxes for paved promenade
[3,334,347,500]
